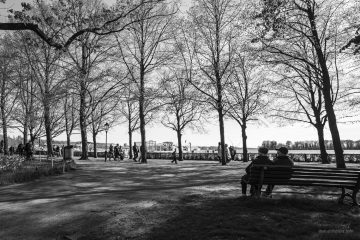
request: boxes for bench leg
[338,187,346,204]
[352,189,359,206]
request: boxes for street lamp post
[104,122,109,162]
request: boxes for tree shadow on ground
[145,195,360,240]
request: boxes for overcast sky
[0,0,359,147]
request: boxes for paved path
[0,159,243,240]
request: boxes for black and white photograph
[0,0,359,239]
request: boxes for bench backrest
[249,165,360,189]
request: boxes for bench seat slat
[250,170,359,176]
[293,166,360,171]
[252,165,360,173]
[250,174,358,181]
[251,169,360,175]
[250,178,356,186]
[249,179,356,188]
[293,170,360,175]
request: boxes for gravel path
[0,159,244,240]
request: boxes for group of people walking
[241,146,294,197]
[107,143,142,162]
[108,144,125,161]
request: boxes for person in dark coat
[229,146,236,161]
[24,142,33,161]
[217,142,221,163]
[241,147,273,196]
[9,146,14,155]
[133,143,139,162]
[119,146,124,160]
[0,140,4,154]
[114,144,120,161]
[56,145,61,157]
[17,143,24,156]
[264,147,294,197]
[108,144,114,161]
[171,148,177,164]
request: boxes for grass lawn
[0,159,359,240]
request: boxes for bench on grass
[248,165,360,206]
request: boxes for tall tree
[186,0,242,165]
[0,35,18,154]
[160,70,206,161]
[119,78,140,159]
[255,0,351,168]
[16,29,65,156]
[48,0,122,159]
[271,63,330,164]
[12,56,40,146]
[1,0,168,49]
[115,1,176,163]
[225,53,270,162]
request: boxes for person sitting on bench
[241,147,273,196]
[264,146,294,197]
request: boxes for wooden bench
[248,165,360,206]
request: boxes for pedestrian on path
[171,148,177,164]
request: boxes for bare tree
[160,70,206,161]
[0,0,168,49]
[225,54,270,162]
[11,56,41,146]
[271,64,330,163]
[63,87,79,146]
[184,0,242,165]
[255,0,351,168]
[48,0,124,160]
[115,1,177,163]
[0,35,18,154]
[119,78,140,159]
[15,29,66,156]
[89,81,122,158]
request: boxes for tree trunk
[93,131,97,158]
[0,81,8,155]
[79,43,88,160]
[306,5,345,168]
[128,103,133,159]
[79,80,88,160]
[44,99,53,157]
[218,105,226,166]
[241,123,248,162]
[177,129,183,161]
[1,114,8,155]
[66,134,71,146]
[316,125,329,164]
[128,128,133,159]
[23,119,28,145]
[139,62,147,163]
[65,98,71,147]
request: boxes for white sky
[1,0,360,147]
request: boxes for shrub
[0,158,75,185]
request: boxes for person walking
[133,143,139,162]
[114,144,120,161]
[119,146,124,160]
[171,148,177,164]
[108,144,114,161]
[225,144,231,163]
[217,142,222,163]
[24,142,33,161]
